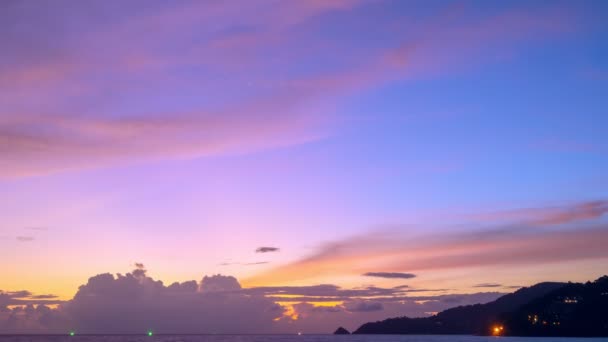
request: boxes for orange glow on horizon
[276,303,299,321]
[275,301,343,307]
[274,300,344,321]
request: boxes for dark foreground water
[1,336,607,342]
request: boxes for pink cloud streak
[246,200,608,285]
[0,1,583,177]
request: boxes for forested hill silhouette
[351,276,608,337]
[503,275,608,337]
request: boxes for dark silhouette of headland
[342,276,608,337]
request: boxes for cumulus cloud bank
[1,267,282,334]
[0,265,504,334]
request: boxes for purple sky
[1,0,607,334]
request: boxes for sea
[0,336,606,342]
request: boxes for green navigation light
[69,331,75,336]
[147,331,153,336]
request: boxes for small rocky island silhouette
[333,326,350,334]
[340,276,608,337]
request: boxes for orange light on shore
[492,325,504,336]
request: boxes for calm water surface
[1,336,606,342]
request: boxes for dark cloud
[241,284,456,304]
[256,247,280,253]
[345,301,384,312]
[473,283,502,288]
[363,272,416,279]
[242,284,407,298]
[0,291,64,307]
[16,236,34,242]
[402,288,451,293]
[4,291,32,298]
[29,295,58,300]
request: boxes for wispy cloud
[0,109,330,178]
[23,227,48,231]
[16,236,35,242]
[363,272,416,279]
[0,1,364,178]
[470,200,608,226]
[473,283,502,288]
[246,200,608,284]
[0,1,582,178]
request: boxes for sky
[1,0,608,334]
